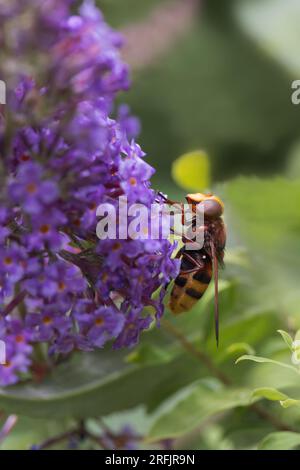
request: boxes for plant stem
[250,402,294,432]
[3,290,27,316]
[161,318,297,433]
[36,422,108,450]
[161,318,231,385]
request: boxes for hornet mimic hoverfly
[159,192,226,346]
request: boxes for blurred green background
[101,0,300,195]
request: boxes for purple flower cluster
[0,1,179,386]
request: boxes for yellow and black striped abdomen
[169,263,212,315]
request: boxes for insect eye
[199,198,223,218]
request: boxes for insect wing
[210,240,219,347]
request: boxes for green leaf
[236,355,300,375]
[250,387,300,409]
[147,384,251,441]
[0,349,207,418]
[206,310,279,356]
[252,387,300,409]
[258,432,300,450]
[126,343,174,366]
[236,0,300,76]
[0,417,72,450]
[217,343,255,364]
[252,387,289,402]
[223,177,300,314]
[295,330,300,341]
[224,177,300,252]
[171,150,211,192]
[280,398,300,409]
[277,330,293,351]
[226,343,255,356]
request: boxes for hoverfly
[159,192,226,346]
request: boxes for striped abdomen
[169,252,212,315]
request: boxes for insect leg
[156,191,182,206]
[178,252,205,276]
[180,268,202,275]
[170,227,197,244]
[174,247,184,259]
[182,252,203,268]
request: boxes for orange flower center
[15,335,24,343]
[39,224,50,234]
[58,281,66,291]
[112,242,121,252]
[26,183,37,194]
[129,177,137,186]
[73,218,81,227]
